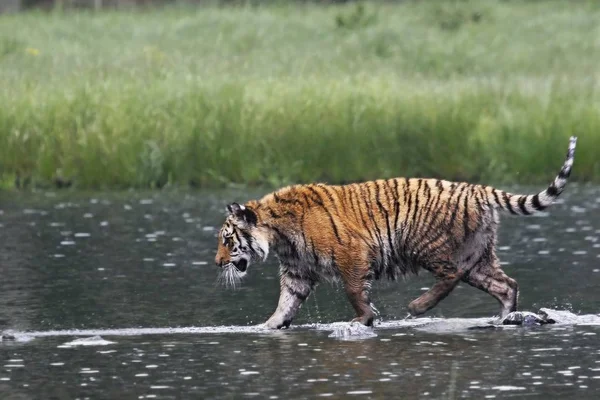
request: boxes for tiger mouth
[234,259,248,273]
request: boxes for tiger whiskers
[217,263,245,289]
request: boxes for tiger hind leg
[407,266,465,316]
[461,251,519,318]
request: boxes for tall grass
[1,1,599,189]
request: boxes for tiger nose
[215,256,224,268]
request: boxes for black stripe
[404,180,413,225]
[492,189,501,206]
[330,249,337,268]
[407,179,432,249]
[366,183,386,248]
[354,185,372,236]
[424,237,452,262]
[502,191,518,215]
[376,181,395,262]
[414,184,467,260]
[317,184,337,205]
[391,179,401,231]
[462,187,471,238]
[531,194,546,211]
[397,180,413,259]
[558,167,570,179]
[273,192,302,205]
[419,181,434,225]
[280,266,298,280]
[234,229,243,246]
[348,184,360,221]
[327,213,343,244]
[239,229,252,245]
[306,186,325,206]
[480,185,492,208]
[400,178,410,235]
[283,210,297,218]
[409,179,423,227]
[300,212,308,251]
[310,239,320,266]
[472,250,487,267]
[269,225,299,259]
[302,193,312,208]
[418,180,444,234]
[546,185,559,197]
[363,183,386,265]
[419,183,444,237]
[338,184,349,211]
[308,186,343,244]
[319,187,344,244]
[403,178,410,205]
[399,179,419,259]
[285,284,308,301]
[474,191,483,214]
[382,180,400,265]
[517,196,532,215]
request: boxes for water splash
[58,336,116,348]
[2,308,599,343]
[326,322,378,340]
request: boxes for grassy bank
[1,1,599,189]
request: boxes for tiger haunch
[214,137,577,329]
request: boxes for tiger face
[215,202,269,287]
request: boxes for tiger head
[215,202,270,287]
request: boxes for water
[1,184,600,399]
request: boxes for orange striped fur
[215,137,577,329]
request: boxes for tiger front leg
[342,270,375,327]
[264,270,314,330]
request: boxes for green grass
[1,0,599,189]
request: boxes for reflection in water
[1,185,600,398]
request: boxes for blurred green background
[1,0,598,189]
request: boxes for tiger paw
[263,317,292,330]
[500,311,555,326]
[329,321,377,340]
[350,315,374,327]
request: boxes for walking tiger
[215,137,577,329]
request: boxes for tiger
[215,137,577,329]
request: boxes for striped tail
[488,136,577,215]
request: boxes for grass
[0,0,599,189]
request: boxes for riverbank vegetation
[1,1,599,189]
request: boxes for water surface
[1,185,600,399]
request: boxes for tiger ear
[226,202,257,226]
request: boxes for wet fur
[215,137,577,329]
[217,263,245,289]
